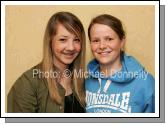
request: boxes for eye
[106,37,113,41]
[91,39,99,43]
[59,38,67,42]
[74,38,80,43]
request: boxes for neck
[53,57,69,72]
[53,57,72,96]
[100,57,122,77]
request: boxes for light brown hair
[88,14,125,40]
[41,12,86,106]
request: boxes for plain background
[5,5,155,112]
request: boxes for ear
[120,37,126,50]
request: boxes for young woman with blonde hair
[8,12,86,113]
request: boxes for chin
[63,59,75,65]
[99,61,111,65]
[97,59,113,65]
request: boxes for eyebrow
[59,35,68,37]
[59,35,78,38]
[104,35,112,37]
[91,37,99,39]
[92,35,112,38]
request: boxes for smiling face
[90,23,125,66]
[52,23,81,69]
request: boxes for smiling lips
[97,51,112,56]
[63,52,76,58]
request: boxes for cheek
[74,43,81,52]
[90,44,98,52]
[110,42,122,50]
[52,41,64,53]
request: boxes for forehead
[90,24,117,37]
[55,23,73,36]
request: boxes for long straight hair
[41,12,86,106]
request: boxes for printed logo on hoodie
[86,90,131,113]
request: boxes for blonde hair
[41,12,86,106]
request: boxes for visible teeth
[101,52,110,54]
[66,53,74,55]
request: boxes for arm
[7,73,38,113]
[143,94,155,113]
[143,74,155,113]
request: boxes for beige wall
[5,5,155,111]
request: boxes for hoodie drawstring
[98,78,111,93]
[98,78,101,93]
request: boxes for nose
[67,40,75,51]
[99,40,107,50]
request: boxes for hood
[87,54,145,83]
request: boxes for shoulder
[138,71,154,86]
[143,72,155,90]
[135,71,155,96]
[85,76,93,85]
[12,64,47,92]
[145,73,154,83]
[85,76,98,91]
